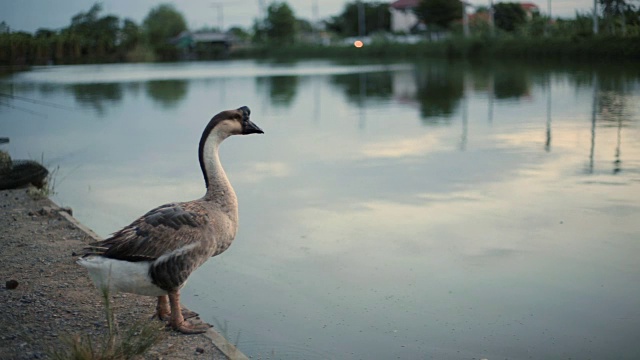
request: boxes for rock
[6,279,19,289]
[38,207,55,216]
[195,347,205,354]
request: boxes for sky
[2,0,595,33]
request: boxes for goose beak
[243,120,264,135]
[238,106,263,135]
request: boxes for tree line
[415,0,639,37]
[1,0,639,66]
[0,3,188,66]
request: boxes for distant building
[171,31,232,59]
[389,0,421,34]
[171,31,231,48]
[520,2,540,19]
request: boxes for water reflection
[492,64,531,100]
[67,83,122,115]
[415,61,464,122]
[591,72,637,175]
[1,59,640,359]
[330,71,393,105]
[545,74,552,152]
[256,75,299,107]
[145,80,189,109]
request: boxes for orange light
[354,40,364,48]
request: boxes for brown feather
[84,202,221,262]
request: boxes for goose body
[78,106,263,333]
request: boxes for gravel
[0,189,228,359]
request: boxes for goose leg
[154,295,171,321]
[153,295,199,321]
[168,291,210,334]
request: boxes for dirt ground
[0,188,243,360]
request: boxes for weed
[48,288,165,360]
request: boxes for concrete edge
[203,329,250,360]
[48,200,249,360]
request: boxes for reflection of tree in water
[256,76,299,107]
[415,62,463,123]
[145,80,189,109]
[67,83,123,116]
[598,91,634,175]
[329,72,393,104]
[465,60,533,101]
[493,67,530,100]
[598,91,632,126]
[596,70,638,130]
[586,67,639,175]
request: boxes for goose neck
[201,138,236,205]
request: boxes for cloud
[232,161,292,183]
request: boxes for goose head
[199,106,263,188]
[203,105,263,141]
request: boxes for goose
[78,106,263,334]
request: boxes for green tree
[493,3,527,32]
[599,0,635,34]
[66,3,120,58]
[600,0,630,18]
[143,4,187,60]
[120,19,141,51]
[228,26,251,42]
[414,0,463,30]
[264,2,297,44]
[325,2,391,37]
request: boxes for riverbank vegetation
[236,34,640,60]
[48,288,164,360]
[1,0,639,67]
[0,3,184,65]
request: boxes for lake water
[2,59,640,359]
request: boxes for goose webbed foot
[153,295,200,321]
[153,309,200,321]
[180,308,200,320]
[171,320,212,334]
[167,290,210,335]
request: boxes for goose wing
[85,202,212,262]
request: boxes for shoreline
[0,188,248,360]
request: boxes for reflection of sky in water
[2,60,640,359]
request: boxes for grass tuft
[26,163,58,200]
[48,287,165,360]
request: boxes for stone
[6,279,19,289]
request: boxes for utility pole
[545,0,552,36]
[312,0,319,25]
[593,0,599,34]
[358,1,366,37]
[258,0,266,20]
[312,0,319,43]
[489,0,495,36]
[211,3,224,31]
[462,1,469,38]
